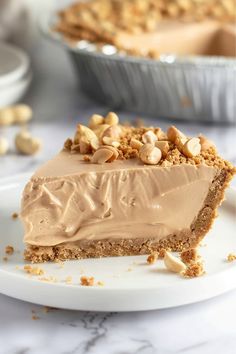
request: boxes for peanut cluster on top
[64,112,216,166]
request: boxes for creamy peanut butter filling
[21,152,217,247]
[116,21,236,57]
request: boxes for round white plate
[0,69,32,107]
[0,42,30,88]
[0,173,236,312]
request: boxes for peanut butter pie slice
[21,113,235,262]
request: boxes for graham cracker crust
[24,168,234,263]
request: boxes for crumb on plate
[97,281,105,286]
[180,248,199,264]
[24,264,44,276]
[147,252,158,264]
[227,253,236,262]
[182,261,205,278]
[80,276,94,286]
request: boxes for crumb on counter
[3,256,8,262]
[32,315,40,320]
[43,306,57,313]
[227,253,236,262]
[5,245,14,255]
[11,212,19,219]
[80,276,94,286]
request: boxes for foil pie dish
[42,14,236,124]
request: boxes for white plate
[0,42,30,88]
[0,69,32,107]
[0,173,236,312]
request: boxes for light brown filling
[21,152,217,247]
[116,21,236,57]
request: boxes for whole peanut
[0,104,32,126]
[15,131,41,155]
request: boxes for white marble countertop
[1,33,236,354]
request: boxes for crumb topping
[63,112,236,173]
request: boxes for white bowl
[0,69,32,107]
[0,42,30,88]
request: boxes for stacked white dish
[0,42,32,107]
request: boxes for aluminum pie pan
[42,14,236,124]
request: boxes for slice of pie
[21,113,235,262]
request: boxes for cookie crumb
[11,212,18,219]
[55,259,64,268]
[32,315,40,320]
[182,261,205,278]
[147,252,158,264]
[97,281,105,286]
[5,245,14,255]
[159,248,169,259]
[227,253,236,262]
[3,256,8,262]
[43,306,57,313]
[65,276,72,284]
[38,276,57,283]
[80,276,94,286]
[83,155,91,162]
[63,138,73,150]
[24,265,44,276]
[181,248,199,264]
